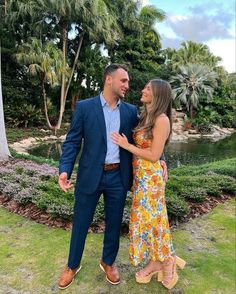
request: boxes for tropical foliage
[171,64,218,119]
[166,41,222,70]
[0,0,235,132]
[16,38,69,130]
[193,72,236,129]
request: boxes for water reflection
[28,140,63,161]
[166,133,236,169]
[28,133,236,169]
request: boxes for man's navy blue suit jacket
[59,95,139,195]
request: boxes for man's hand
[58,172,73,192]
[160,160,168,182]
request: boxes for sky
[140,0,235,73]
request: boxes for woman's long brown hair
[134,79,172,144]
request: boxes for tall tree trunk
[55,22,68,134]
[56,31,85,131]
[4,0,7,16]
[189,104,193,120]
[0,49,11,161]
[187,93,193,120]
[64,31,85,102]
[41,78,55,131]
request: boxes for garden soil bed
[0,192,232,233]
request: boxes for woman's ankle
[162,256,174,264]
[149,260,161,269]
[136,260,161,277]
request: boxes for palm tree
[171,41,222,70]
[139,4,165,52]
[38,0,119,130]
[0,47,11,161]
[16,38,69,131]
[105,1,165,63]
[137,4,165,56]
[139,4,165,32]
[171,63,218,119]
[8,0,120,130]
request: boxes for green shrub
[15,166,24,174]
[193,93,236,128]
[122,206,131,226]
[166,169,236,204]
[215,176,236,194]
[170,158,236,178]
[35,180,74,220]
[92,197,105,224]
[1,158,235,223]
[5,104,44,127]
[221,113,236,128]
[166,191,189,218]
[165,176,183,195]
[35,179,106,224]
[179,187,208,202]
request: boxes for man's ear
[105,74,112,86]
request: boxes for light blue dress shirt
[100,93,120,164]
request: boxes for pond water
[165,132,236,169]
[28,133,236,169]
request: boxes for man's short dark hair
[103,63,128,84]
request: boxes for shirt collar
[100,92,121,108]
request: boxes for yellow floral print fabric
[129,130,175,266]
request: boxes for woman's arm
[112,115,170,163]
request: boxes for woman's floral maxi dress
[129,130,175,266]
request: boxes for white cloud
[206,39,236,73]
[138,0,150,6]
[169,15,188,22]
[167,13,234,42]
[138,0,236,72]
[158,5,235,72]
[159,37,236,73]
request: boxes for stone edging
[171,110,235,142]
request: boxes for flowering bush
[0,160,62,209]
[0,160,98,222]
[0,158,235,223]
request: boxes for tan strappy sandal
[160,256,186,289]
[135,261,162,284]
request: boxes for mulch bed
[175,194,233,226]
[0,193,233,233]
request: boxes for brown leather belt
[103,163,120,171]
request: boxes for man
[58,64,167,289]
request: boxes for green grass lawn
[0,199,235,294]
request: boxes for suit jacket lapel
[94,96,107,142]
[119,101,126,133]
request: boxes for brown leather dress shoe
[99,260,120,285]
[58,265,82,290]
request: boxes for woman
[112,79,186,289]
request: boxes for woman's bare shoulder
[155,113,169,124]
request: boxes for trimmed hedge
[170,158,236,178]
[0,158,235,224]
